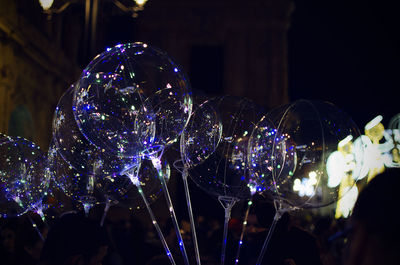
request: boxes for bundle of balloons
[1,42,399,265]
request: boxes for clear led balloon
[53,85,134,176]
[248,115,295,195]
[188,96,263,200]
[264,100,363,210]
[180,98,222,169]
[142,86,192,156]
[47,140,167,213]
[47,141,99,211]
[73,42,192,158]
[0,134,49,218]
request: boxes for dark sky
[288,1,399,129]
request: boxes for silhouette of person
[344,168,400,265]
[0,218,18,265]
[240,195,323,265]
[40,212,108,265]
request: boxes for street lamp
[38,0,148,17]
[37,0,149,63]
[38,0,55,11]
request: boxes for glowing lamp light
[135,0,148,6]
[293,172,318,197]
[38,0,54,10]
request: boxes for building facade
[1,0,293,146]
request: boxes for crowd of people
[1,169,399,265]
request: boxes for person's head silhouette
[345,168,400,265]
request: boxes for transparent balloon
[53,85,134,176]
[248,115,291,195]
[47,141,100,211]
[142,86,192,157]
[262,100,363,210]
[73,42,192,158]
[47,140,167,213]
[389,113,400,131]
[180,98,222,169]
[0,134,49,218]
[188,96,263,200]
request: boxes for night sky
[288,0,399,129]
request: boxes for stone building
[0,0,80,149]
[1,0,293,149]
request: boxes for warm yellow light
[135,0,148,6]
[38,0,54,10]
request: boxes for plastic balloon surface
[47,141,167,211]
[47,141,99,207]
[53,86,134,176]
[73,42,191,158]
[0,134,49,218]
[142,85,192,157]
[180,98,222,169]
[248,115,290,194]
[188,96,263,200]
[263,100,363,210]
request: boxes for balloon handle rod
[83,203,91,217]
[234,200,252,265]
[255,211,281,265]
[100,198,112,227]
[153,159,190,265]
[28,215,45,242]
[182,167,202,265]
[32,202,48,226]
[218,196,238,265]
[128,171,177,265]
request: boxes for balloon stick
[255,209,282,265]
[234,200,252,265]
[28,215,45,242]
[182,167,201,265]
[126,167,177,265]
[218,196,238,265]
[152,157,190,265]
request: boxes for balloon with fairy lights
[174,98,222,265]
[53,85,133,176]
[254,99,364,265]
[47,140,142,216]
[73,42,192,264]
[179,98,222,171]
[188,96,263,265]
[73,42,192,159]
[189,96,262,200]
[47,141,97,214]
[262,100,364,210]
[248,115,291,196]
[72,43,156,158]
[0,134,49,219]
